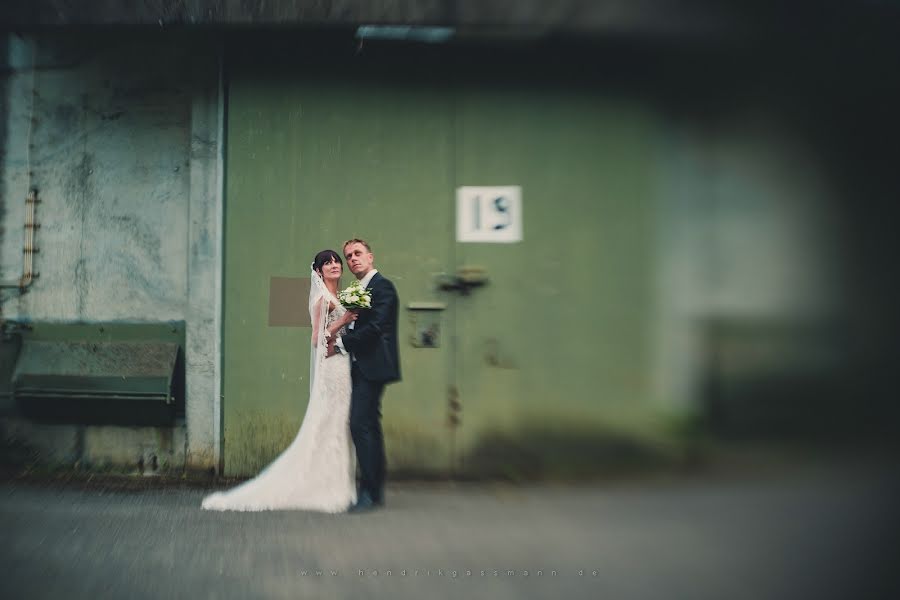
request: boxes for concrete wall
[655,112,845,416]
[0,32,222,472]
[648,44,900,437]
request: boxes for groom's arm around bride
[337,272,401,383]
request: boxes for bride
[202,250,358,512]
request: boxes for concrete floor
[1,454,897,600]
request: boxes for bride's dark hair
[313,249,343,273]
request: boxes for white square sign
[456,186,522,243]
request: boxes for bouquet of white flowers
[338,280,372,310]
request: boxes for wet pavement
[1,453,898,599]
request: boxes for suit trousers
[350,362,386,502]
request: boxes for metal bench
[7,323,184,426]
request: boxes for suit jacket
[341,272,401,384]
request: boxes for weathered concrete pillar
[185,47,224,472]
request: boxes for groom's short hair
[343,238,371,253]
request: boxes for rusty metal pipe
[2,41,39,292]
[0,189,40,289]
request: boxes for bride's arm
[326,309,357,338]
[311,298,324,346]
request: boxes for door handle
[437,266,488,295]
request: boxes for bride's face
[319,258,342,282]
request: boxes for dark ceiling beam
[0,0,798,35]
[2,1,898,44]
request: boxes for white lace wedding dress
[202,297,356,513]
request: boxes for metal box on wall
[407,302,446,348]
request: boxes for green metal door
[224,71,457,476]
[223,57,662,478]
[449,87,660,477]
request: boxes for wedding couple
[202,239,400,513]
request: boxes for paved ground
[1,453,898,600]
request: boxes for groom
[327,238,401,512]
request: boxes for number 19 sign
[456,186,522,243]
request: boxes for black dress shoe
[348,492,381,513]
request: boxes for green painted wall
[224,65,663,476]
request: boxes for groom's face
[344,242,374,278]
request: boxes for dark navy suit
[340,272,400,503]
